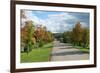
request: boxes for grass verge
[21,43,53,63]
[73,45,89,53]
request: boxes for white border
[16,4,94,69]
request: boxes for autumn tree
[21,21,35,53]
[72,22,83,46]
[45,31,54,43]
[34,25,54,47]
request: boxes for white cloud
[25,11,40,23]
[21,10,78,33]
[44,13,77,33]
[80,22,89,28]
[21,10,43,27]
[48,13,76,21]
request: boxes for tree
[72,22,83,46]
[62,31,72,43]
[62,21,89,49]
[45,31,54,43]
[20,10,27,19]
[34,25,45,47]
[34,25,54,47]
[81,28,89,48]
[21,21,35,53]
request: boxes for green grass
[73,45,89,53]
[21,43,53,63]
[80,48,89,53]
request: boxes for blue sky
[21,10,90,33]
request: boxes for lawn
[73,45,89,53]
[21,43,53,63]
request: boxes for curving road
[50,40,89,61]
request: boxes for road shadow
[53,46,74,49]
[59,46,74,49]
[54,44,72,47]
[51,51,89,56]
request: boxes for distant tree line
[62,22,89,49]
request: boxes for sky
[21,10,90,33]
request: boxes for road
[50,40,89,61]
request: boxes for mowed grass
[21,43,53,63]
[80,48,89,53]
[73,45,89,53]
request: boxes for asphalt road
[50,40,89,61]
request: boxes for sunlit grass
[21,43,53,63]
[73,45,89,53]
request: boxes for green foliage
[21,21,35,53]
[81,28,89,48]
[62,21,89,49]
[62,31,72,43]
[38,39,45,47]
